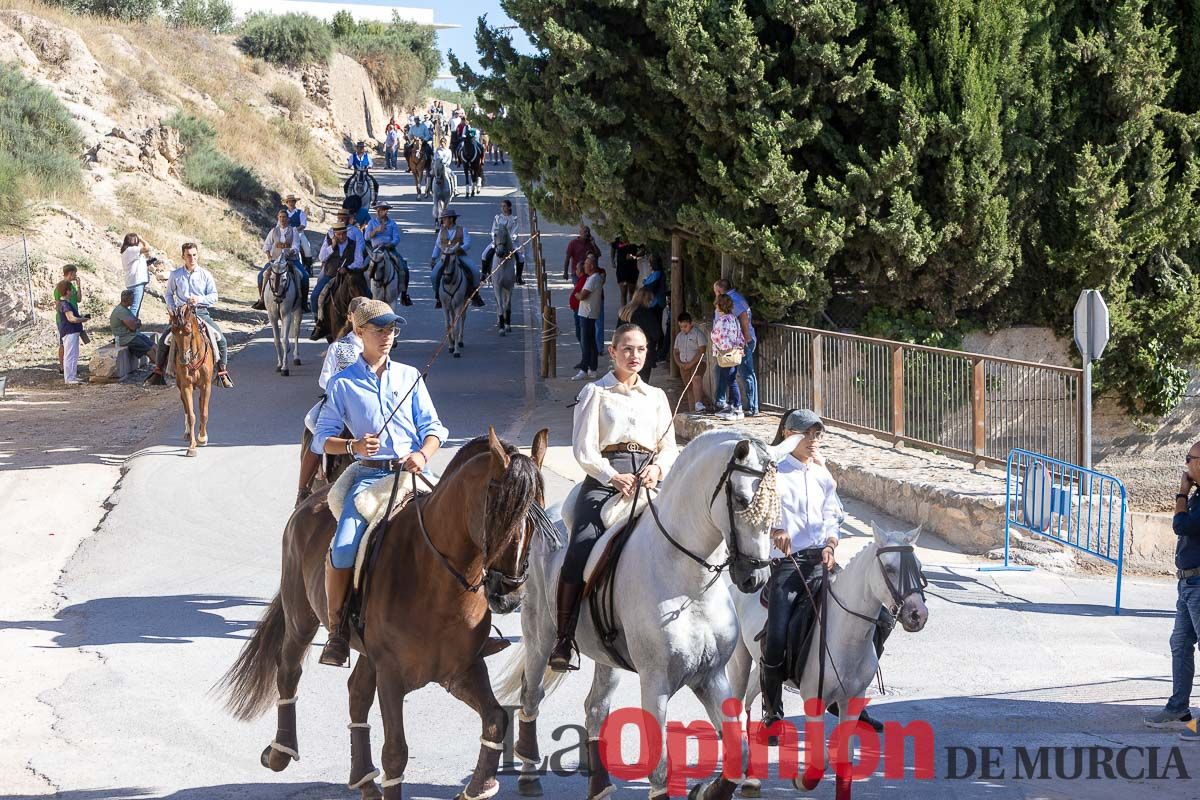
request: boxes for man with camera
[1145,440,1200,741]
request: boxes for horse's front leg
[271,315,285,372]
[687,670,743,800]
[197,382,210,446]
[291,309,302,366]
[584,664,622,800]
[640,676,672,800]
[181,383,197,456]
[376,671,409,800]
[445,658,507,800]
[348,655,383,800]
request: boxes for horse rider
[310,222,368,339]
[311,298,447,667]
[283,193,311,265]
[431,208,485,309]
[549,323,679,671]
[758,409,856,732]
[432,136,454,175]
[147,242,235,388]
[481,199,525,284]
[344,141,380,201]
[254,209,311,312]
[364,202,412,306]
[404,117,433,166]
[297,295,369,507]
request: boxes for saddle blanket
[162,322,222,379]
[328,461,438,588]
[559,483,658,584]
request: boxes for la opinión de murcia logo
[496,700,1191,790]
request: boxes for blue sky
[308,1,534,88]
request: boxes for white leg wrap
[516,709,538,723]
[462,783,500,800]
[270,741,299,761]
[591,787,615,800]
[349,768,381,789]
[516,752,538,765]
[480,737,504,751]
[381,774,404,788]
[277,696,298,706]
[348,722,371,730]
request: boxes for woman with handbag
[711,293,745,421]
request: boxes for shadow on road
[0,594,266,647]
[3,781,456,799]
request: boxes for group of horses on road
[218,416,930,800]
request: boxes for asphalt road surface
[11,157,1200,800]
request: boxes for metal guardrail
[756,324,1084,466]
[981,449,1127,613]
[0,235,35,353]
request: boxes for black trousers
[561,451,648,584]
[762,553,825,668]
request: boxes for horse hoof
[499,329,506,337]
[517,776,543,796]
[359,782,383,800]
[198,437,208,447]
[275,364,282,372]
[260,744,293,772]
[453,351,461,358]
[797,771,823,791]
[293,358,302,366]
[739,780,761,797]
[186,447,197,457]
[281,369,289,376]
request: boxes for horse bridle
[875,544,928,613]
[171,305,209,377]
[267,260,291,303]
[645,453,774,577]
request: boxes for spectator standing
[673,311,709,412]
[612,236,640,305]
[56,279,89,385]
[714,278,759,416]
[642,254,669,360]
[711,293,745,420]
[120,234,152,317]
[563,223,600,281]
[1145,439,1200,741]
[573,255,605,380]
[568,267,589,372]
[53,265,81,374]
[109,289,154,360]
[618,288,660,382]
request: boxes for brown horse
[219,428,553,800]
[169,303,213,457]
[405,136,432,198]
[316,269,368,343]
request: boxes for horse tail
[214,592,286,721]
[493,643,570,705]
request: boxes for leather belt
[602,443,652,455]
[359,458,407,472]
[1178,567,1200,580]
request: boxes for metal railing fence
[756,324,1083,466]
[0,236,35,353]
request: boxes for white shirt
[263,224,298,258]
[572,371,679,484]
[770,456,844,557]
[121,246,148,287]
[577,271,604,319]
[674,327,706,363]
[491,213,520,245]
[319,332,363,391]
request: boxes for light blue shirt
[313,358,449,459]
[165,265,217,312]
[409,122,432,141]
[365,217,401,249]
[725,289,756,342]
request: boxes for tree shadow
[0,594,267,648]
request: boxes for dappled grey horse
[431,159,455,223]
[264,254,302,376]
[437,251,471,358]
[367,244,411,309]
[490,227,517,335]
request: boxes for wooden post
[545,305,557,378]
[720,251,734,281]
[812,333,824,416]
[891,345,905,442]
[972,357,986,468]
[670,232,683,379]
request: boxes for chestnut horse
[219,428,553,800]
[169,303,213,457]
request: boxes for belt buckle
[626,443,638,453]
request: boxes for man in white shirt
[147,242,234,388]
[760,409,842,729]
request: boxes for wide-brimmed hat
[373,201,391,211]
[351,298,405,329]
[355,140,366,148]
[284,193,300,202]
[330,223,348,233]
[439,208,459,220]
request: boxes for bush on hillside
[180,145,262,203]
[0,63,83,229]
[164,110,216,150]
[164,0,234,33]
[236,13,333,67]
[267,82,305,117]
[45,0,159,21]
[331,13,440,109]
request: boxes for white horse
[431,158,456,223]
[727,516,930,800]
[345,170,375,213]
[490,228,517,335]
[263,254,302,376]
[496,430,787,800]
[436,252,471,357]
[367,243,411,309]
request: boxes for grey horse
[263,254,302,376]
[490,227,517,335]
[431,158,455,223]
[367,243,411,309]
[436,251,471,357]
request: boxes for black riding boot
[760,659,786,729]
[469,275,485,307]
[516,259,525,285]
[548,580,584,672]
[301,276,311,313]
[144,337,170,386]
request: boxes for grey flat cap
[782,408,824,433]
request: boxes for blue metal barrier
[980,448,1128,614]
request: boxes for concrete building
[228,1,457,29]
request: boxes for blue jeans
[738,338,758,414]
[331,467,393,568]
[716,366,741,410]
[128,282,147,317]
[593,314,605,362]
[125,332,154,360]
[1167,576,1200,713]
[311,273,332,310]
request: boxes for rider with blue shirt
[430,208,485,308]
[343,141,379,218]
[311,298,447,666]
[365,202,411,307]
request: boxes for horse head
[866,522,929,633]
[169,302,196,340]
[479,428,552,614]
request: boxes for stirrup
[319,633,350,667]
[216,371,234,388]
[548,637,580,672]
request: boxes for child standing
[673,312,709,412]
[53,265,81,373]
[56,279,89,385]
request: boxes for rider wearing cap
[430,208,485,308]
[344,141,380,205]
[312,298,447,667]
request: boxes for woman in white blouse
[255,209,310,311]
[549,323,680,671]
[120,233,153,317]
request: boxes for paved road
[9,158,1200,799]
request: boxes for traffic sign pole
[1073,289,1109,470]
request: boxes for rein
[172,306,210,378]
